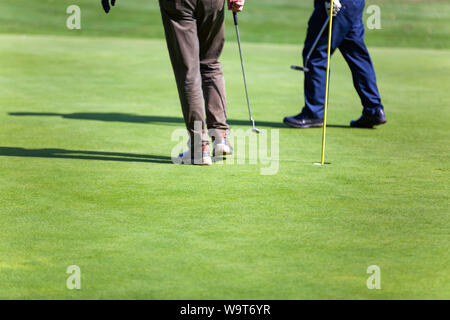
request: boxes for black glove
[102,0,116,14]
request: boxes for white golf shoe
[212,137,233,157]
[173,148,212,166]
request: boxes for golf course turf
[0,0,448,299]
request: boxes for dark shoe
[283,113,323,128]
[350,109,387,128]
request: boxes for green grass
[0,33,449,299]
[0,0,449,299]
[0,0,449,48]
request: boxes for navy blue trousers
[302,0,384,119]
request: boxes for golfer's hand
[228,0,245,12]
[102,0,116,13]
[325,0,341,17]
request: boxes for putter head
[250,119,261,134]
[290,65,309,72]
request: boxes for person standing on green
[102,0,245,165]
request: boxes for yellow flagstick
[321,0,335,165]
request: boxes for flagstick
[320,0,335,165]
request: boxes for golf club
[291,15,330,73]
[233,12,261,134]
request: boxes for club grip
[233,12,238,26]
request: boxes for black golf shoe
[350,109,387,128]
[283,113,323,128]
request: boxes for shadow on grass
[0,147,172,164]
[8,112,351,128]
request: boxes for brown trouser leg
[159,0,229,149]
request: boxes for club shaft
[234,14,254,124]
[304,16,330,67]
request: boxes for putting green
[0,33,448,299]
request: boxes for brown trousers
[159,0,229,146]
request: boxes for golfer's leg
[301,6,328,119]
[301,4,349,119]
[339,33,384,116]
[159,0,208,150]
[197,0,229,139]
